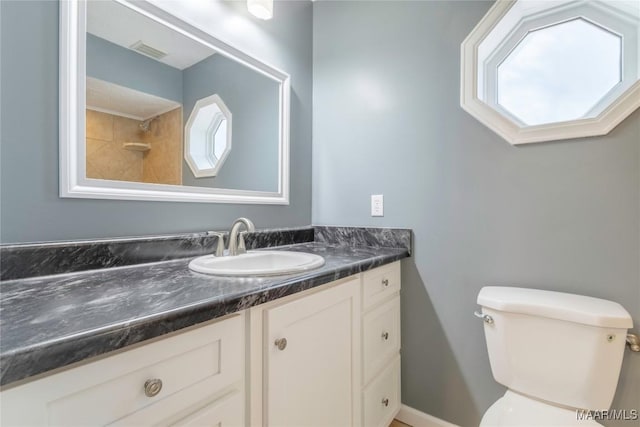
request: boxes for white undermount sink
[188,250,325,276]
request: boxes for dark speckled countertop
[0,229,410,387]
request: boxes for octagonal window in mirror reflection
[497,18,622,126]
[185,94,232,178]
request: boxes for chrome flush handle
[627,333,640,352]
[474,311,494,325]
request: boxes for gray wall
[0,0,312,243]
[182,53,280,191]
[86,33,183,103]
[312,2,639,426]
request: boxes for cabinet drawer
[362,356,400,427]
[171,390,243,427]
[1,315,243,426]
[363,296,400,384]
[362,262,400,310]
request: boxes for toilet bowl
[481,391,601,427]
[476,287,633,427]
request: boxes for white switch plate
[371,194,384,217]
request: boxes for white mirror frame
[60,0,290,204]
[461,0,640,145]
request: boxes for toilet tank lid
[477,287,633,328]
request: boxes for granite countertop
[0,241,409,387]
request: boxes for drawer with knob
[1,315,244,426]
[363,355,400,427]
[362,261,401,310]
[363,295,401,384]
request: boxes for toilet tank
[477,287,632,411]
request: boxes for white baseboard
[396,404,460,427]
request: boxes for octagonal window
[461,0,640,145]
[497,19,621,126]
[185,94,232,178]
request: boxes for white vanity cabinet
[0,314,245,427]
[1,261,402,427]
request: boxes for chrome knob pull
[382,279,389,287]
[275,338,287,351]
[382,397,389,407]
[144,378,163,397]
[474,311,494,325]
[381,331,389,340]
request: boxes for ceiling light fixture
[247,0,273,20]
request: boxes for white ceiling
[86,77,181,120]
[87,0,215,70]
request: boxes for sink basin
[188,250,325,276]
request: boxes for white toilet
[476,286,633,427]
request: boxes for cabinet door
[264,278,361,427]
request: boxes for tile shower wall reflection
[85,108,182,185]
[142,108,182,184]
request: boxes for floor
[389,420,411,427]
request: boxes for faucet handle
[237,232,247,255]
[216,235,226,257]
[207,231,226,257]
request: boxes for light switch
[371,194,384,217]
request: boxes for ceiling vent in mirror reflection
[129,40,168,60]
[461,0,640,145]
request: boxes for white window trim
[185,95,231,178]
[461,0,640,145]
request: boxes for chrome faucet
[227,217,255,256]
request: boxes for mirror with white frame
[61,0,290,204]
[461,0,640,145]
